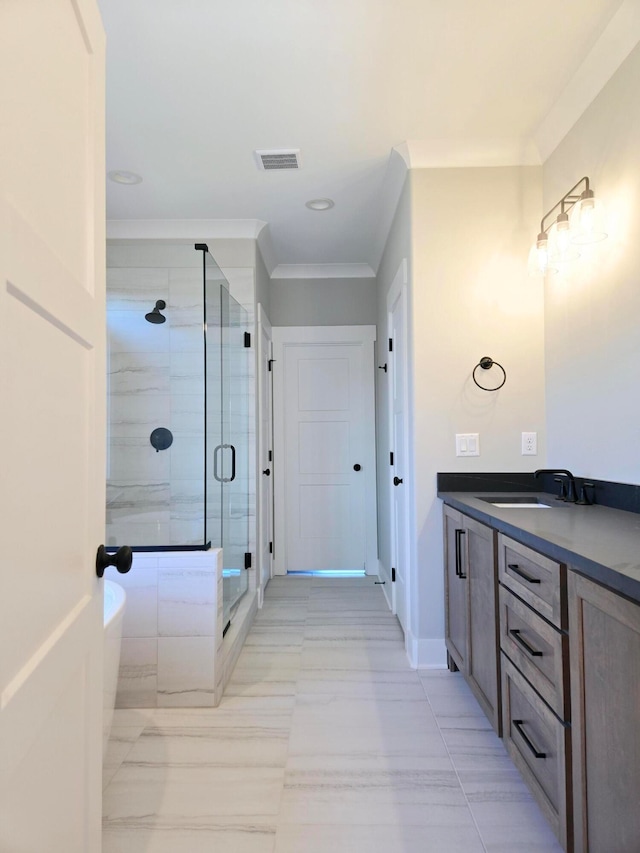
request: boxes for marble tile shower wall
[109,549,224,708]
[106,266,209,547]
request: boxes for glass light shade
[548,214,580,262]
[570,191,607,244]
[528,233,558,277]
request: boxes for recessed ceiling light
[305,198,334,211]
[108,170,143,185]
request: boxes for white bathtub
[103,579,126,759]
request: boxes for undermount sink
[477,496,553,509]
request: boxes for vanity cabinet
[568,571,640,853]
[498,534,572,851]
[443,506,501,734]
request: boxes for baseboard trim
[405,631,447,670]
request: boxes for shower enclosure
[106,242,250,625]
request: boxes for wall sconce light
[528,176,607,277]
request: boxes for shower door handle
[228,444,236,482]
[213,444,222,483]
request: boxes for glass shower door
[220,285,250,628]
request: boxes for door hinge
[244,332,251,348]
[388,338,393,352]
[269,541,273,554]
[268,449,273,462]
[391,567,396,582]
[244,552,252,570]
[268,358,275,371]
[390,451,394,466]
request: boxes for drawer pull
[513,719,546,759]
[507,563,541,584]
[510,628,543,657]
[455,529,467,579]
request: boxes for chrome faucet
[534,469,578,503]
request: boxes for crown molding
[534,0,640,162]
[271,263,376,280]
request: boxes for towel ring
[472,357,506,392]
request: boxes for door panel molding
[273,325,377,575]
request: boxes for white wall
[409,165,546,650]
[270,277,377,326]
[543,42,640,484]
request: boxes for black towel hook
[472,356,506,392]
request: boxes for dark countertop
[438,490,640,604]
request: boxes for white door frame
[387,260,410,631]
[256,303,273,605]
[272,325,378,576]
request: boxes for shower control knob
[393,476,403,486]
[262,468,271,476]
[96,544,133,578]
[353,464,361,471]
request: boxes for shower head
[145,300,166,324]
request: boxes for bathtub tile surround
[108,549,224,708]
[103,577,561,852]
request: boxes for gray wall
[543,41,640,484]
[269,277,377,326]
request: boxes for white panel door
[257,304,274,602]
[388,262,409,633]
[0,2,106,850]
[273,326,377,574]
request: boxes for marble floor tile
[103,725,147,789]
[469,799,563,852]
[273,822,485,853]
[295,670,426,701]
[104,576,561,852]
[103,765,285,822]
[278,763,472,826]
[104,824,276,853]
[119,723,290,768]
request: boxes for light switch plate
[521,431,538,455]
[456,433,480,457]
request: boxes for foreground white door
[273,326,377,574]
[0,2,106,851]
[257,304,274,602]
[388,261,409,633]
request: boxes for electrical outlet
[521,431,538,455]
[456,433,480,457]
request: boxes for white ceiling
[100,0,631,272]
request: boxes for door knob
[353,464,361,471]
[393,476,403,486]
[262,468,271,476]
[96,544,133,578]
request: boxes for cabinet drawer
[501,654,571,850]
[499,586,569,721]
[498,534,566,629]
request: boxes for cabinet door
[569,571,640,853]
[466,517,500,733]
[444,505,467,672]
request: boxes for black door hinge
[244,332,251,348]
[244,552,252,570]
[269,542,273,554]
[268,358,275,371]
[392,567,396,582]
[388,338,393,352]
[268,450,272,462]
[390,451,394,466]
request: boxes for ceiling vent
[254,149,301,171]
